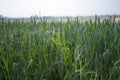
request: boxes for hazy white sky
[0,0,120,17]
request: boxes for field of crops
[0,16,120,80]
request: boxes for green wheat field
[0,15,120,80]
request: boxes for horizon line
[0,14,120,18]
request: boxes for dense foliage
[0,16,120,80]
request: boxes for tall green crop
[0,16,120,80]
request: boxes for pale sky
[0,0,120,17]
